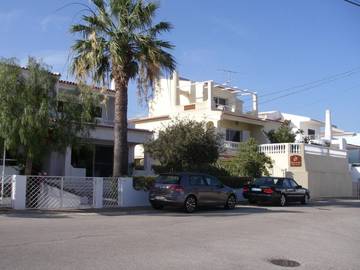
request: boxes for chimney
[252,93,258,115]
[324,109,332,141]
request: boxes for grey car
[149,172,237,213]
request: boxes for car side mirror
[217,183,224,188]
[297,185,302,189]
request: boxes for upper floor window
[226,129,243,142]
[308,129,315,136]
[213,97,227,106]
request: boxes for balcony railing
[224,141,240,150]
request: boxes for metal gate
[26,176,95,209]
[0,175,12,208]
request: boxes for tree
[0,57,100,174]
[70,0,175,176]
[264,120,296,143]
[220,138,272,178]
[144,119,223,172]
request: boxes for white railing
[224,141,240,150]
[259,143,347,159]
[258,143,301,154]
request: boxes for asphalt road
[0,199,359,270]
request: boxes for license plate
[251,188,262,192]
[155,196,165,201]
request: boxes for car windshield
[155,175,181,184]
[253,178,279,186]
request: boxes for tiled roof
[58,80,115,94]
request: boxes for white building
[131,71,281,157]
[1,76,154,177]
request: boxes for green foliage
[133,176,157,191]
[145,119,223,172]
[220,138,272,178]
[264,120,296,143]
[0,57,100,173]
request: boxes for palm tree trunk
[25,156,32,175]
[113,76,129,177]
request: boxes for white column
[11,175,27,210]
[324,109,332,141]
[117,178,123,207]
[171,71,179,107]
[207,81,213,109]
[93,177,103,208]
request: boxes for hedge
[133,176,157,191]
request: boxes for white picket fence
[1,175,150,210]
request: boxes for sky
[1,0,360,131]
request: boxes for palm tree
[70,0,176,176]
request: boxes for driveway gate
[0,175,12,208]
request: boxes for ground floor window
[226,129,243,142]
[71,144,113,177]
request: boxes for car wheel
[301,194,309,205]
[225,195,236,209]
[151,202,164,210]
[184,196,197,213]
[280,194,287,207]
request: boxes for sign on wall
[290,155,302,167]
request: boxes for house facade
[2,77,153,177]
[131,71,281,156]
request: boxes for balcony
[224,141,240,151]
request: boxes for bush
[133,176,157,191]
[218,176,253,189]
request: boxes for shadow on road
[0,198,358,219]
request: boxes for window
[213,97,227,106]
[204,176,221,186]
[226,129,243,142]
[189,175,207,186]
[155,175,181,184]
[93,106,102,118]
[308,129,315,136]
[288,179,299,188]
[283,179,291,188]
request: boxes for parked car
[149,172,237,213]
[243,177,310,206]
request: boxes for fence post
[11,175,27,209]
[117,178,123,207]
[94,177,103,208]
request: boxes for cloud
[40,14,71,32]
[0,10,23,32]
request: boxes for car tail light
[262,188,273,194]
[168,184,184,192]
[243,186,249,192]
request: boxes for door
[188,175,212,205]
[289,179,305,201]
[283,179,296,201]
[204,175,227,204]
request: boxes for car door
[204,175,227,205]
[188,175,211,205]
[283,179,296,202]
[289,179,305,201]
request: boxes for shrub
[133,176,157,191]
